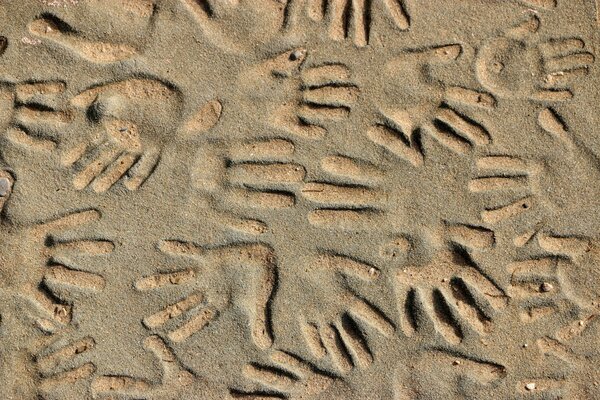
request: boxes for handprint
[231,350,336,399]
[472,111,600,322]
[137,240,276,349]
[367,44,493,166]
[301,154,385,231]
[91,335,202,399]
[272,253,395,374]
[1,80,71,152]
[476,15,594,102]
[0,207,113,332]
[28,0,156,63]
[61,78,221,192]
[283,0,410,46]
[194,137,305,212]
[388,226,507,345]
[237,48,359,139]
[180,0,286,53]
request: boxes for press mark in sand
[538,107,574,149]
[141,241,277,349]
[396,228,506,344]
[37,337,96,390]
[471,155,539,225]
[28,15,137,63]
[232,350,334,399]
[284,0,409,46]
[0,36,7,56]
[369,46,493,166]
[296,254,395,373]
[3,81,71,152]
[92,335,194,397]
[270,61,359,139]
[202,138,303,210]
[25,209,112,331]
[519,0,557,8]
[304,155,385,231]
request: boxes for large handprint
[367,44,493,166]
[63,78,183,192]
[272,253,395,374]
[1,78,203,192]
[137,240,276,350]
[476,15,594,102]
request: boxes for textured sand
[0,0,599,399]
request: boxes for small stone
[525,383,536,391]
[579,320,585,326]
[0,177,11,197]
[540,282,553,292]
[452,360,461,366]
[442,278,449,283]
[289,50,305,61]
[523,343,528,348]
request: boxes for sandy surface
[0,0,599,399]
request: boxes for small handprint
[272,253,395,374]
[137,240,276,349]
[231,350,336,399]
[476,15,594,102]
[238,48,359,139]
[283,0,410,47]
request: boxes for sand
[0,0,599,399]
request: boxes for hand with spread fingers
[368,44,493,165]
[137,240,277,350]
[57,78,221,193]
[237,48,359,139]
[271,253,395,375]
[283,0,410,47]
[193,137,305,213]
[476,15,594,102]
